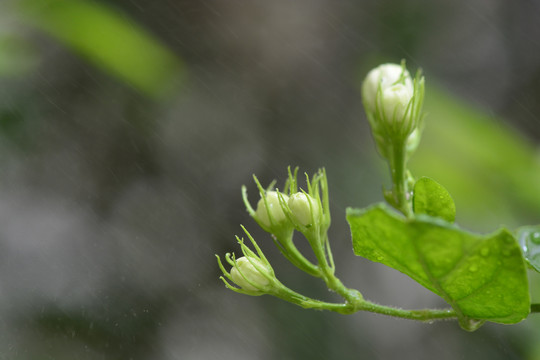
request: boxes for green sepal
[347,203,530,330]
[413,177,456,223]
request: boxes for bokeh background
[1,0,540,359]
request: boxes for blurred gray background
[1,0,540,359]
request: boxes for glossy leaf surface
[347,204,530,329]
[413,177,456,222]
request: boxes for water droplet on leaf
[468,265,478,272]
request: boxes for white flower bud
[288,192,321,226]
[381,83,413,123]
[361,62,425,160]
[230,256,271,291]
[255,191,289,228]
[362,63,413,115]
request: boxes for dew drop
[531,232,540,245]
[468,265,478,272]
[480,248,490,257]
[376,256,384,261]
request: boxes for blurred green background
[0,0,539,359]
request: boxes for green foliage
[18,0,183,97]
[516,226,540,273]
[347,203,530,330]
[413,176,456,222]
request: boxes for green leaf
[18,0,184,97]
[516,226,540,273]
[347,203,530,329]
[413,177,456,222]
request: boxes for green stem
[274,287,350,312]
[319,263,456,320]
[273,182,457,323]
[275,285,456,321]
[273,229,320,278]
[308,228,352,299]
[279,239,320,277]
[359,300,456,321]
[388,144,413,217]
[298,225,457,322]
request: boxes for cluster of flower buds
[253,189,323,231]
[361,61,425,159]
[217,167,334,294]
[246,167,330,240]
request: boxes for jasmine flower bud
[362,63,413,116]
[361,61,425,159]
[288,192,321,226]
[255,191,289,228]
[230,256,271,292]
[381,83,413,124]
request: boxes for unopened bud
[230,256,271,292]
[255,191,289,228]
[380,83,413,124]
[361,61,425,159]
[362,63,413,116]
[288,192,321,226]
